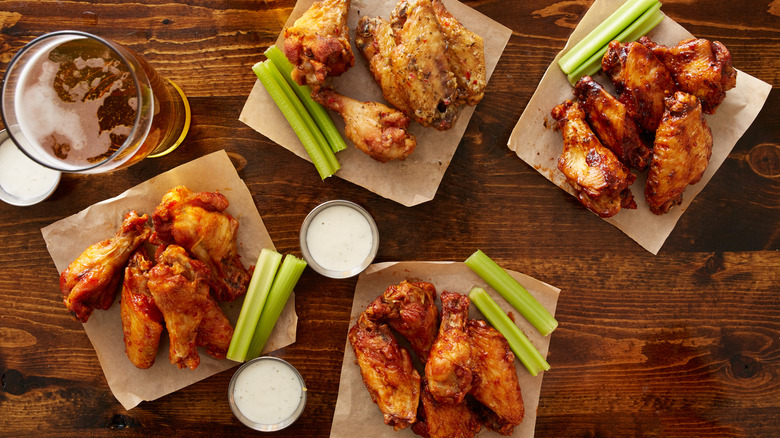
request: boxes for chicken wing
[602,40,677,133]
[645,91,713,214]
[283,0,354,86]
[639,36,736,114]
[551,100,637,218]
[467,319,524,434]
[348,312,420,430]
[312,87,417,162]
[425,291,473,405]
[120,248,163,369]
[152,185,250,302]
[60,210,151,322]
[574,76,652,171]
[412,381,482,438]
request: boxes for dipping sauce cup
[1,30,191,173]
[229,357,307,432]
[299,200,380,279]
[0,129,60,206]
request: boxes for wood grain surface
[0,0,778,437]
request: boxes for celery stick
[465,250,558,336]
[469,287,551,376]
[245,254,307,360]
[252,61,338,179]
[567,5,664,85]
[264,45,348,153]
[227,248,283,362]
[558,0,659,74]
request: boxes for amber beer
[1,31,190,173]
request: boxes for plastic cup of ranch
[0,30,191,174]
[0,129,60,206]
[299,200,380,279]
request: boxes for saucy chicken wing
[425,291,473,405]
[283,0,354,86]
[120,248,163,369]
[412,381,482,438]
[551,100,637,218]
[645,91,713,214]
[639,36,736,114]
[312,87,417,162]
[60,210,151,322]
[574,76,652,171]
[152,186,250,302]
[349,312,420,430]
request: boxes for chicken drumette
[425,291,473,405]
[412,380,482,438]
[120,248,163,369]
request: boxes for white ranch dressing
[0,138,60,200]
[232,359,304,425]
[305,205,374,272]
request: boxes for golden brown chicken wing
[312,87,417,162]
[283,0,354,86]
[60,210,151,323]
[425,291,473,405]
[574,76,652,171]
[602,40,677,133]
[152,186,250,302]
[412,381,482,438]
[645,91,713,215]
[639,36,736,114]
[551,100,637,218]
[348,312,420,430]
[467,319,524,435]
[120,248,163,369]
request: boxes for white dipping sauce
[232,359,304,425]
[0,138,59,200]
[306,205,374,272]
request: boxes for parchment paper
[330,261,560,438]
[508,0,772,254]
[40,150,298,410]
[239,0,513,207]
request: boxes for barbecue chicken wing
[645,91,713,214]
[551,100,637,218]
[412,381,482,438]
[467,319,524,435]
[120,248,163,369]
[312,87,417,162]
[355,0,459,130]
[147,245,234,369]
[639,37,736,114]
[574,76,652,171]
[349,312,420,430]
[152,186,250,302]
[60,210,151,323]
[425,291,473,405]
[602,40,677,133]
[283,0,354,85]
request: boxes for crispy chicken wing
[120,248,163,369]
[60,210,151,322]
[348,312,420,430]
[152,186,250,302]
[412,381,482,438]
[602,40,677,133]
[425,291,473,405]
[283,0,354,86]
[551,100,637,218]
[639,37,736,114]
[467,319,524,435]
[645,91,713,214]
[312,87,417,162]
[574,76,652,171]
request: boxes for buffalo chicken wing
[412,381,482,438]
[120,248,163,369]
[425,291,473,405]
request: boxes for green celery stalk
[226,248,283,362]
[264,45,348,154]
[558,0,659,74]
[567,5,664,85]
[252,61,338,179]
[245,254,308,360]
[465,250,558,336]
[469,287,551,376]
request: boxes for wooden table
[1,0,777,436]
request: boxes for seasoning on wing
[412,380,482,438]
[60,210,151,322]
[120,248,163,369]
[425,291,473,405]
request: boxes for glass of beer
[1,30,191,173]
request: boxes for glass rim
[0,30,147,172]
